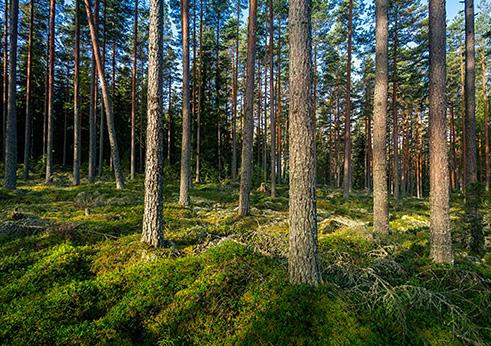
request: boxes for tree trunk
[83,0,125,189]
[288,0,321,286]
[482,37,489,191]
[22,0,34,180]
[130,0,138,179]
[195,0,203,183]
[459,42,466,188]
[231,0,240,181]
[73,0,81,185]
[45,0,55,183]
[141,0,164,247]
[391,9,399,200]
[2,0,8,162]
[97,0,106,177]
[269,0,276,197]
[62,77,68,169]
[342,0,353,199]
[429,0,453,264]
[88,0,98,183]
[4,0,17,189]
[276,22,282,183]
[179,0,191,206]
[464,0,483,255]
[238,0,257,216]
[372,0,389,233]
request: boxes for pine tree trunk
[482,37,489,191]
[269,0,276,197]
[238,0,257,216]
[88,0,98,183]
[343,0,353,199]
[83,0,125,189]
[62,78,68,169]
[231,0,240,181]
[22,0,34,180]
[45,0,55,183]
[73,0,81,185]
[464,0,483,255]
[459,42,466,188]
[372,0,389,233]
[2,0,8,162]
[288,0,320,285]
[391,10,399,200]
[130,0,138,179]
[4,0,18,189]
[179,0,191,207]
[195,0,203,183]
[429,0,453,264]
[141,0,164,247]
[97,0,106,177]
[276,22,282,183]
[449,99,457,190]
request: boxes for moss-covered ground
[0,174,490,345]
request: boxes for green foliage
[0,180,489,345]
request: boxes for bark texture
[238,0,257,216]
[288,0,321,286]
[141,0,164,247]
[429,0,453,264]
[179,0,191,207]
[372,0,389,233]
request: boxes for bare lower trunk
[130,0,138,179]
[141,0,164,247]
[4,0,18,189]
[45,0,55,183]
[269,0,276,197]
[23,0,34,180]
[194,0,203,183]
[238,0,257,216]
[288,0,321,286]
[73,0,81,185]
[179,0,191,207]
[83,0,125,189]
[429,0,453,264]
[372,0,389,233]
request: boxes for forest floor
[0,172,490,345]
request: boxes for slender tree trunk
[276,22,282,182]
[464,0,483,255]
[429,0,453,264]
[45,0,55,183]
[88,0,98,183]
[4,0,17,189]
[97,0,106,177]
[62,77,68,169]
[482,37,489,191]
[391,9,399,200]
[460,42,466,188]
[141,0,164,247]
[372,0,389,233]
[83,0,125,189]
[263,60,267,182]
[238,0,257,216]
[343,0,353,199]
[43,42,48,158]
[257,62,262,166]
[167,77,172,162]
[130,0,138,179]
[335,68,341,187]
[269,0,276,196]
[73,0,81,185]
[449,99,457,190]
[2,0,8,162]
[22,0,34,180]
[195,0,203,183]
[288,0,321,285]
[215,16,221,178]
[231,0,240,180]
[179,0,191,206]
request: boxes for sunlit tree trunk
[130,0,138,179]
[195,0,203,183]
[238,0,257,216]
[97,0,107,177]
[429,0,453,264]
[83,0,125,189]
[141,0,164,247]
[45,0,55,183]
[276,22,282,183]
[372,0,389,233]
[343,0,353,199]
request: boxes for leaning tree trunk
[83,0,125,189]
[130,0,138,179]
[4,0,18,189]
[288,0,321,286]
[464,0,483,255]
[23,0,34,180]
[429,0,453,264]
[372,0,389,233]
[179,0,191,207]
[45,0,55,183]
[342,0,353,199]
[238,0,258,216]
[141,0,164,247]
[73,0,81,185]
